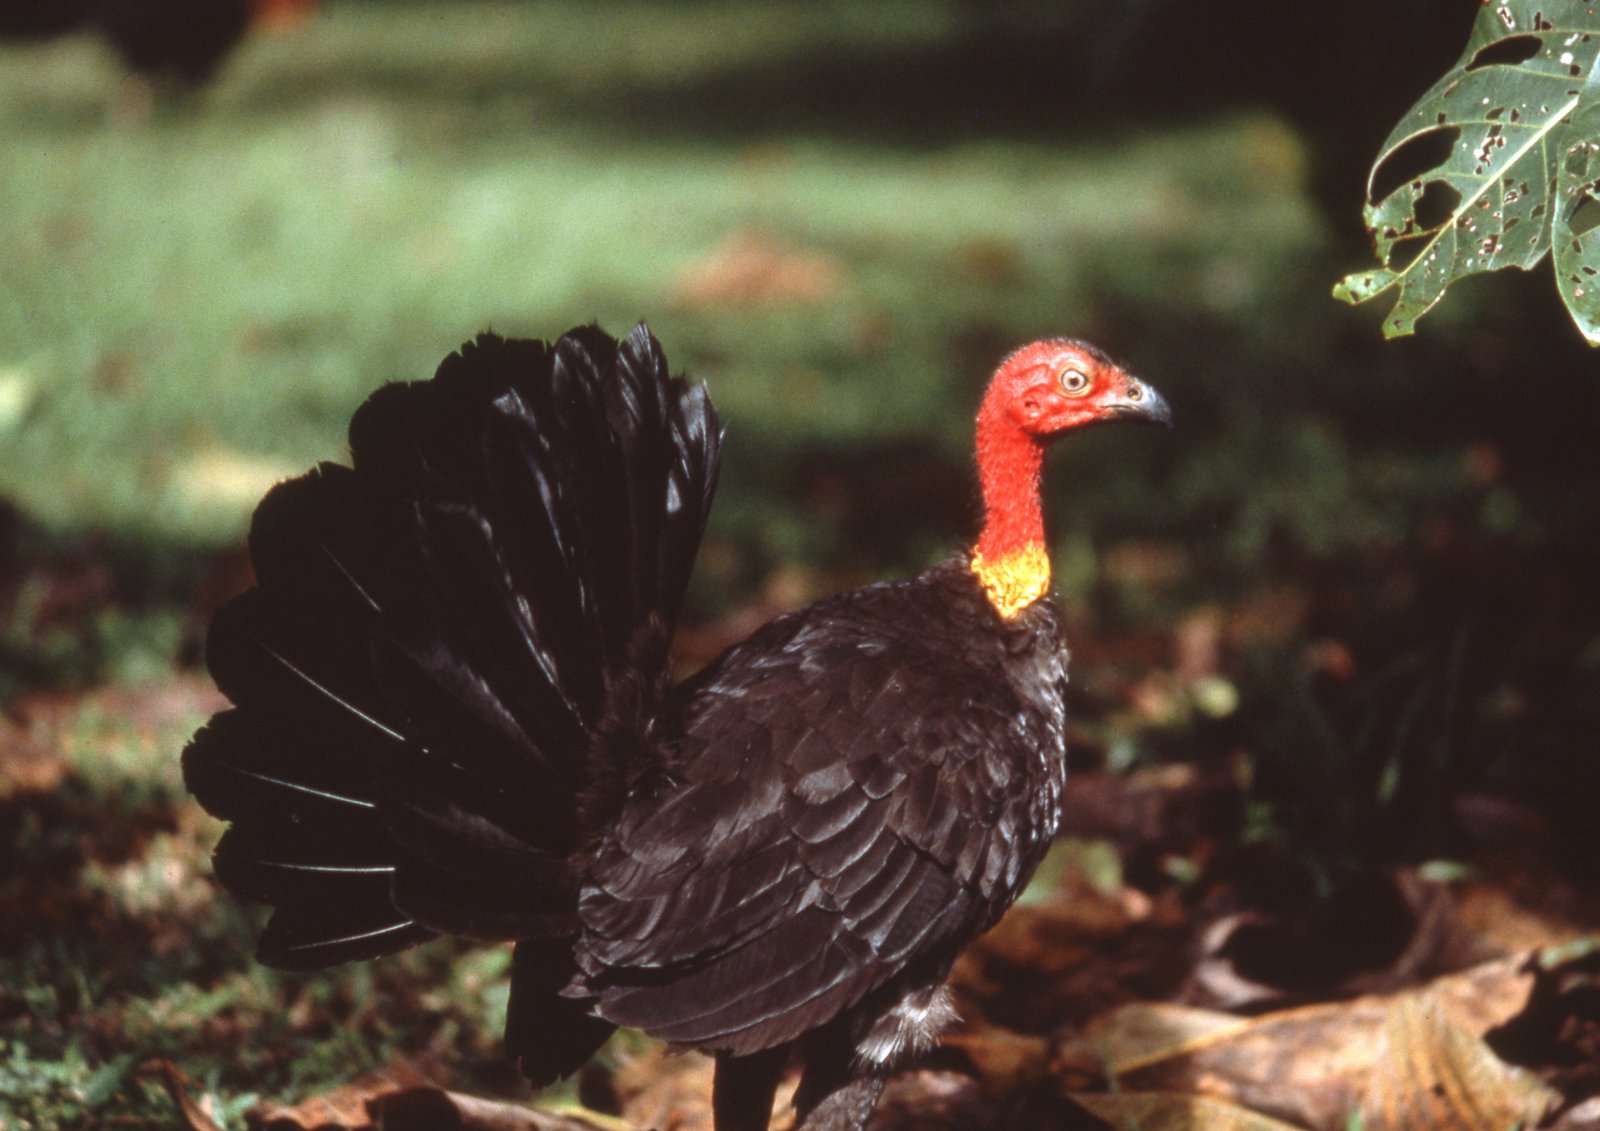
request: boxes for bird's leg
[793,1072,887,1131]
[792,1027,887,1131]
[712,1046,788,1131]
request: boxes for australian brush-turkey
[183,324,1171,1131]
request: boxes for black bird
[183,324,1171,1130]
[96,0,251,88]
[1,0,254,89]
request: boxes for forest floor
[4,3,1600,1128]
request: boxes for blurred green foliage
[0,1,1315,547]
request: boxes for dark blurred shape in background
[0,0,317,90]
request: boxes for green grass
[0,0,1320,548]
[0,689,531,1127]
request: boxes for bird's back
[570,556,1070,1059]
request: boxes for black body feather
[184,324,1068,1131]
[574,562,1066,1058]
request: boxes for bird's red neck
[971,390,1049,619]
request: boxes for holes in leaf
[1414,181,1463,230]
[1382,180,1465,271]
[1467,34,1542,70]
[1568,190,1600,237]
[1370,128,1458,203]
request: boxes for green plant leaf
[1336,0,1600,342]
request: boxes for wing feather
[574,565,1068,1055]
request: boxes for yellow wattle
[970,544,1050,619]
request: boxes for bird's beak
[1106,377,1173,427]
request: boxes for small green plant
[0,1040,134,1130]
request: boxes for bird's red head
[980,338,1171,439]
[972,339,1169,618]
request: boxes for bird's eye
[1058,367,1091,396]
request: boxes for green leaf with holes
[1334,0,1600,343]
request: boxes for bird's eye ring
[1058,367,1091,396]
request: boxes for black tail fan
[184,324,722,975]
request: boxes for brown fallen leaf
[1055,763,1243,881]
[611,1047,725,1131]
[0,718,66,795]
[668,230,843,309]
[952,871,1190,1034]
[1055,1002,1249,1090]
[1369,995,1555,1130]
[1187,870,1453,1010]
[1058,952,1562,1131]
[1548,1096,1600,1131]
[1071,1092,1307,1131]
[869,1070,1001,1130]
[248,1063,429,1130]
[1450,873,1600,962]
[372,1087,627,1131]
[940,1027,1051,1100]
[1488,942,1600,1112]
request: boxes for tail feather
[184,324,722,977]
[609,330,669,624]
[207,467,410,747]
[506,937,618,1086]
[548,332,637,672]
[663,381,721,611]
[257,899,436,972]
[350,350,600,756]
[184,708,382,824]
[484,387,606,724]
[211,821,396,906]
[390,862,576,943]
